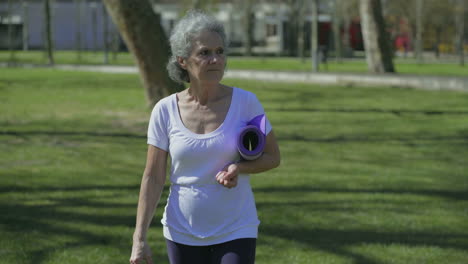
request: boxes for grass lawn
[1,68,468,264]
[1,50,468,77]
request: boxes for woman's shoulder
[151,94,176,116]
[228,86,256,100]
[155,93,178,108]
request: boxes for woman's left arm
[237,130,280,174]
[216,130,280,188]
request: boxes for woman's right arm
[130,145,168,264]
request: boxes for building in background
[0,0,120,51]
[0,0,362,56]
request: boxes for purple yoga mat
[237,114,267,160]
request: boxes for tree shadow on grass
[260,224,468,264]
[3,130,468,145]
[0,184,141,194]
[254,186,468,201]
[0,184,169,264]
[0,130,146,139]
[277,133,468,144]
[254,185,468,264]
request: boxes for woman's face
[179,30,226,84]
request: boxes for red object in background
[319,22,332,46]
[395,33,410,51]
[339,18,364,51]
[349,21,363,50]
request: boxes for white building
[0,0,334,55]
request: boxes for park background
[1,0,468,263]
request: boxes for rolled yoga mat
[237,114,267,160]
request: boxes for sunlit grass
[1,50,467,77]
[1,68,467,264]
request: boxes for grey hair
[166,10,229,84]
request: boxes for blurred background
[0,0,466,66]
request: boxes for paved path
[3,63,467,91]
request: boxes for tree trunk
[311,0,319,72]
[342,10,352,58]
[102,5,109,64]
[102,0,184,107]
[22,1,29,51]
[338,0,357,58]
[359,0,395,73]
[44,0,54,65]
[8,0,15,63]
[243,0,254,56]
[434,27,442,58]
[333,0,342,63]
[456,0,465,66]
[297,0,306,62]
[287,0,299,57]
[91,2,98,53]
[112,29,120,61]
[415,0,423,63]
[75,0,82,62]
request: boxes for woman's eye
[217,49,224,54]
[199,50,209,56]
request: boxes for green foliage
[1,68,468,263]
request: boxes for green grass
[229,57,468,77]
[0,50,135,66]
[1,68,468,264]
[2,50,468,77]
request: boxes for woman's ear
[177,56,187,70]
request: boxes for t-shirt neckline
[173,87,237,139]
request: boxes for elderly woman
[130,10,280,264]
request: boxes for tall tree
[102,0,184,107]
[102,4,109,64]
[296,0,306,62]
[111,28,120,61]
[384,0,449,59]
[425,0,454,59]
[336,0,359,58]
[243,0,254,56]
[75,0,82,62]
[44,0,54,65]
[332,0,342,63]
[22,0,29,51]
[415,0,423,63]
[311,0,319,72]
[383,0,420,58]
[90,2,98,53]
[285,0,301,57]
[8,0,15,63]
[359,0,395,73]
[455,0,465,66]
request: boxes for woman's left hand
[216,163,239,188]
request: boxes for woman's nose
[209,54,221,64]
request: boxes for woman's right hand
[130,240,153,264]
[216,163,239,189]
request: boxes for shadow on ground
[0,184,169,264]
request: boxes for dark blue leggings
[166,238,256,264]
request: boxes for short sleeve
[248,93,273,135]
[147,100,169,151]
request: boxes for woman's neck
[186,81,223,105]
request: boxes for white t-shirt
[147,87,272,246]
